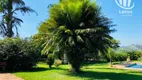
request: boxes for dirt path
[0,73,23,80]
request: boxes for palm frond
[13,0,25,6]
[13,6,37,15]
[12,16,23,26]
[40,0,118,62]
[0,21,7,36]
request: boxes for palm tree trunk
[7,0,13,37]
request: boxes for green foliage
[111,52,127,61]
[47,54,54,68]
[54,59,62,67]
[0,0,7,12]
[107,49,127,61]
[105,49,142,62]
[40,0,116,72]
[127,51,142,60]
[31,35,46,56]
[138,57,142,61]
[0,38,40,70]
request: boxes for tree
[0,0,36,37]
[106,40,120,62]
[41,0,117,73]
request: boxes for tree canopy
[38,0,117,73]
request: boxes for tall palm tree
[0,0,36,37]
[41,0,117,73]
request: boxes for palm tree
[0,0,36,37]
[41,0,117,73]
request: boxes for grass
[13,62,142,80]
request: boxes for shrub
[105,50,142,62]
[47,54,54,68]
[0,38,40,71]
[112,52,127,61]
[138,57,142,61]
[54,59,62,67]
[105,50,127,62]
[127,51,142,60]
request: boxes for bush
[0,38,40,71]
[105,50,127,62]
[127,51,142,60]
[138,57,142,61]
[104,49,142,62]
[47,54,54,68]
[54,59,62,67]
[112,52,127,61]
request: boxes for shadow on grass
[23,67,68,72]
[0,67,68,73]
[65,70,142,80]
[83,61,108,66]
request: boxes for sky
[15,0,142,46]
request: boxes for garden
[0,0,142,80]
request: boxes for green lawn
[13,63,142,80]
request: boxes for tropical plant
[0,0,36,37]
[41,0,116,73]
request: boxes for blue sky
[17,0,141,46]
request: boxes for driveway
[0,73,23,80]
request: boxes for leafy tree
[106,40,120,62]
[0,0,36,37]
[41,0,116,73]
[33,22,51,58]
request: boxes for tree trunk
[70,64,81,73]
[67,50,84,73]
[6,0,13,37]
[49,65,52,68]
